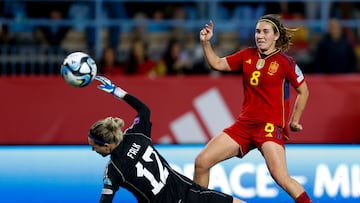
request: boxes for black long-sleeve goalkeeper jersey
[99,94,233,203]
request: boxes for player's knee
[194,153,211,171]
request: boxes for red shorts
[223,120,288,157]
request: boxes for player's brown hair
[89,117,125,145]
[257,14,297,52]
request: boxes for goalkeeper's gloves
[95,75,127,99]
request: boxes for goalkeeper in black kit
[88,75,247,203]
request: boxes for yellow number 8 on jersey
[250,71,261,86]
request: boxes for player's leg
[261,141,312,203]
[193,132,240,187]
[232,197,247,203]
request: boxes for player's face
[255,21,279,54]
[88,137,110,157]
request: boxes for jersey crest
[268,61,279,75]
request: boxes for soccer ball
[61,52,97,87]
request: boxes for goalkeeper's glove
[95,75,127,99]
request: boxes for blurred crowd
[1,0,360,75]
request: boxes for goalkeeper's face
[88,137,111,157]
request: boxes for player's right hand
[290,123,303,132]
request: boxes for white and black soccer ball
[61,52,97,88]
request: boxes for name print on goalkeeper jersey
[127,143,141,159]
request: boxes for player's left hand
[290,123,303,132]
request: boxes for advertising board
[0,145,359,202]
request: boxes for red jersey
[226,47,305,128]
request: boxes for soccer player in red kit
[194,14,312,203]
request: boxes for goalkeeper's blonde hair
[89,117,125,145]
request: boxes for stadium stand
[0,0,359,75]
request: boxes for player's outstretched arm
[200,20,231,72]
[95,75,150,125]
